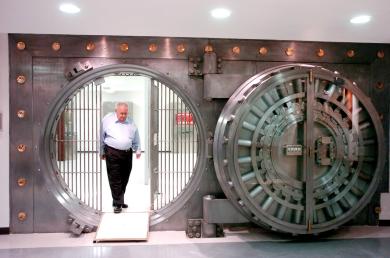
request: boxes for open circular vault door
[213,64,385,235]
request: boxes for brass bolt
[375,207,381,214]
[204,45,214,53]
[16,75,26,85]
[17,110,26,118]
[377,50,385,59]
[232,46,240,55]
[317,48,325,57]
[119,43,129,52]
[376,82,384,90]
[16,41,26,50]
[18,212,27,221]
[17,178,27,187]
[285,47,294,56]
[85,42,96,51]
[148,43,158,53]
[51,42,61,51]
[17,144,26,153]
[346,49,355,58]
[259,47,268,56]
[176,44,186,53]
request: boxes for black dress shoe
[114,206,122,213]
[121,204,128,208]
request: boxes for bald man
[100,102,141,213]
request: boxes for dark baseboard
[0,227,9,234]
[379,220,390,226]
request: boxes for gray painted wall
[0,33,9,228]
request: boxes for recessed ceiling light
[350,15,371,24]
[211,8,231,19]
[59,3,81,14]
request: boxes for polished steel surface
[213,64,386,234]
[8,34,389,234]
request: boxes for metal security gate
[53,76,200,213]
[213,64,385,235]
[54,82,103,211]
[151,79,199,210]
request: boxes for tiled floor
[1,226,390,257]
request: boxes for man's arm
[133,127,141,159]
[100,120,106,160]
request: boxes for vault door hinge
[66,61,93,81]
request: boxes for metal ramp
[94,211,150,242]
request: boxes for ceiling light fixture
[59,3,81,14]
[211,8,231,19]
[350,15,371,24]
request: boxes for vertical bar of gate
[70,99,74,196]
[82,86,86,203]
[158,81,162,209]
[91,83,95,209]
[66,104,69,194]
[179,97,183,192]
[87,83,91,207]
[88,84,91,207]
[184,104,187,185]
[99,83,103,210]
[163,83,167,207]
[168,87,172,203]
[175,93,178,197]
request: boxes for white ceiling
[1,0,390,43]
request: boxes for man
[100,102,141,213]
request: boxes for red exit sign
[176,113,194,125]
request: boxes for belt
[106,145,133,153]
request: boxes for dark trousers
[104,145,133,206]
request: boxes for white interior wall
[0,33,9,228]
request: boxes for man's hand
[101,154,106,160]
[136,151,141,159]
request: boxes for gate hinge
[67,215,94,235]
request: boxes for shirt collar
[113,113,129,124]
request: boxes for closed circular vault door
[213,64,385,235]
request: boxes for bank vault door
[214,64,385,235]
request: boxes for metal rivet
[17,110,26,118]
[232,46,240,55]
[17,178,27,187]
[148,43,158,52]
[259,47,268,55]
[51,42,61,51]
[18,212,27,221]
[346,49,355,58]
[376,82,384,90]
[86,42,96,51]
[285,48,294,56]
[204,45,214,53]
[377,50,385,59]
[16,41,26,50]
[16,75,26,85]
[176,44,186,53]
[17,144,26,152]
[119,43,129,52]
[317,48,325,57]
